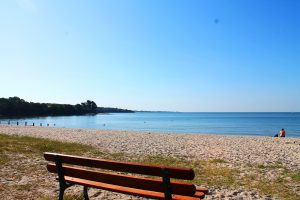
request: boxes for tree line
[0,97,98,117]
[0,97,134,117]
[97,107,134,113]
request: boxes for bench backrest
[44,152,196,197]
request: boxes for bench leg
[58,187,65,200]
[83,186,89,200]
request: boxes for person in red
[279,128,286,137]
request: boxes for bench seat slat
[194,191,206,199]
[196,187,208,194]
[44,152,194,180]
[64,176,203,200]
[47,163,196,196]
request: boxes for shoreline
[1,111,299,138]
[1,125,299,170]
[1,124,299,138]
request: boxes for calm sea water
[1,112,300,137]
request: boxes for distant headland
[0,97,134,117]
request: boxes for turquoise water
[1,112,300,137]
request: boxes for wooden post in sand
[33,122,35,126]
[25,122,27,126]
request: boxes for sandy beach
[1,125,299,169]
[1,125,300,199]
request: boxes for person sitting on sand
[279,128,286,137]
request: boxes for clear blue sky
[0,0,299,112]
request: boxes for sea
[1,112,300,137]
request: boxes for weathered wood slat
[63,176,203,200]
[44,152,195,180]
[47,163,196,196]
[194,191,206,199]
[196,187,208,194]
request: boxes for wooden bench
[44,152,208,200]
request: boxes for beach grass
[0,134,99,156]
[291,171,300,182]
[0,133,299,200]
